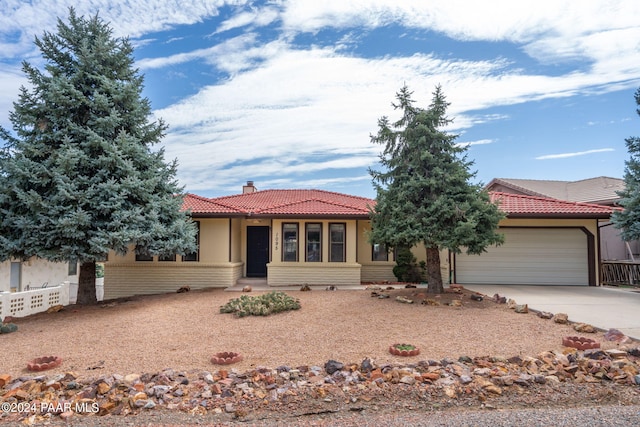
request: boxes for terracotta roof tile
[489,191,617,217]
[182,193,243,214]
[211,189,374,216]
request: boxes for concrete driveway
[463,285,640,340]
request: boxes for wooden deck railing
[600,261,640,286]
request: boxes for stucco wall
[103,262,243,299]
[267,263,361,286]
[0,259,78,292]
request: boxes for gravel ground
[3,286,640,426]
[33,404,640,426]
[1,287,627,380]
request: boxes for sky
[1,1,640,199]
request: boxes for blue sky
[2,1,640,199]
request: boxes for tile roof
[186,189,375,217]
[182,193,244,215]
[486,177,624,204]
[183,189,616,218]
[489,191,617,218]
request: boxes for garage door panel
[456,228,588,285]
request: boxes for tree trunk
[77,261,97,305]
[426,246,444,294]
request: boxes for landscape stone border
[27,355,62,372]
[210,352,243,365]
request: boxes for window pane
[306,223,322,262]
[159,254,176,262]
[183,221,200,261]
[372,244,388,261]
[329,223,345,262]
[283,223,298,262]
[135,247,153,262]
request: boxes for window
[372,244,389,261]
[68,260,78,275]
[159,254,176,262]
[329,223,346,262]
[182,221,200,262]
[306,223,322,262]
[283,223,298,261]
[135,246,153,262]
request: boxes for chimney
[243,181,257,194]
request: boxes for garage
[454,227,591,286]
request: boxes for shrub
[392,246,426,282]
[220,291,301,317]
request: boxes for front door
[246,226,270,277]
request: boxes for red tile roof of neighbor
[182,189,616,218]
[490,192,617,218]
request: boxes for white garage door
[455,228,589,285]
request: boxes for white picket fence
[0,281,70,320]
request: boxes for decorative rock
[360,358,374,373]
[514,304,528,313]
[399,376,416,385]
[635,374,640,385]
[470,294,483,301]
[604,328,631,343]
[492,293,507,304]
[242,285,252,292]
[0,374,11,387]
[507,299,517,309]
[324,360,344,375]
[449,299,462,307]
[553,313,569,324]
[537,311,554,319]
[573,323,596,333]
[300,284,311,291]
[395,296,413,304]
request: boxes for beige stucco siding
[267,263,361,286]
[103,262,243,299]
[199,218,231,263]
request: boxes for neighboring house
[103,182,616,299]
[452,192,614,286]
[0,259,79,293]
[485,177,637,261]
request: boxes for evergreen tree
[612,88,640,240]
[369,85,504,293]
[0,9,197,304]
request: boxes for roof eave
[504,213,612,219]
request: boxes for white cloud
[535,148,615,160]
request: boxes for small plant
[0,317,18,334]
[389,343,420,357]
[393,344,416,351]
[220,291,301,317]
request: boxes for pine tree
[612,88,640,240]
[369,85,504,293]
[0,9,197,304]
